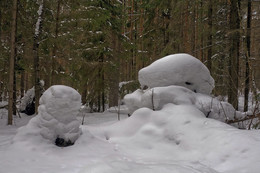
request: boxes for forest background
[0,0,259,123]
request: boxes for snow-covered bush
[139,53,215,94]
[14,85,82,147]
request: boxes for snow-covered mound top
[14,85,82,146]
[39,85,81,124]
[139,53,215,94]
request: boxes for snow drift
[89,104,260,173]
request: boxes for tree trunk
[82,87,87,105]
[8,0,18,125]
[12,72,16,115]
[244,0,251,112]
[102,71,105,112]
[207,0,213,72]
[109,34,119,108]
[228,0,240,110]
[51,0,61,85]
[20,70,25,98]
[33,0,44,114]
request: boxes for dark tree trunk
[108,34,119,108]
[20,70,25,98]
[244,0,251,112]
[207,0,213,72]
[228,0,240,110]
[102,72,105,112]
[33,0,44,114]
[82,87,87,105]
[8,0,18,125]
[12,72,16,115]
[51,0,61,85]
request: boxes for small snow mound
[14,85,82,147]
[138,53,215,94]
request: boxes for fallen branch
[227,113,260,124]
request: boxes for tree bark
[51,0,61,85]
[228,0,240,110]
[33,0,44,114]
[207,0,213,72]
[244,0,251,112]
[109,34,119,108]
[8,0,18,125]
[20,70,25,98]
[12,72,16,115]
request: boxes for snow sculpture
[37,85,82,147]
[139,53,215,95]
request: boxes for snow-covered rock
[14,85,82,147]
[139,53,215,94]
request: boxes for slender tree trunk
[82,87,87,105]
[199,1,204,62]
[51,0,61,85]
[109,34,119,108]
[102,71,105,112]
[20,70,25,98]
[207,0,213,72]
[191,3,196,55]
[8,0,18,125]
[33,0,44,114]
[13,73,16,115]
[228,0,240,110]
[244,0,251,112]
[0,4,2,102]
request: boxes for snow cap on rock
[138,53,215,94]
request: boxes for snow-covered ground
[1,53,259,173]
[0,106,260,173]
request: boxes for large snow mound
[1,105,260,173]
[139,53,215,94]
[14,85,82,146]
[91,104,260,173]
